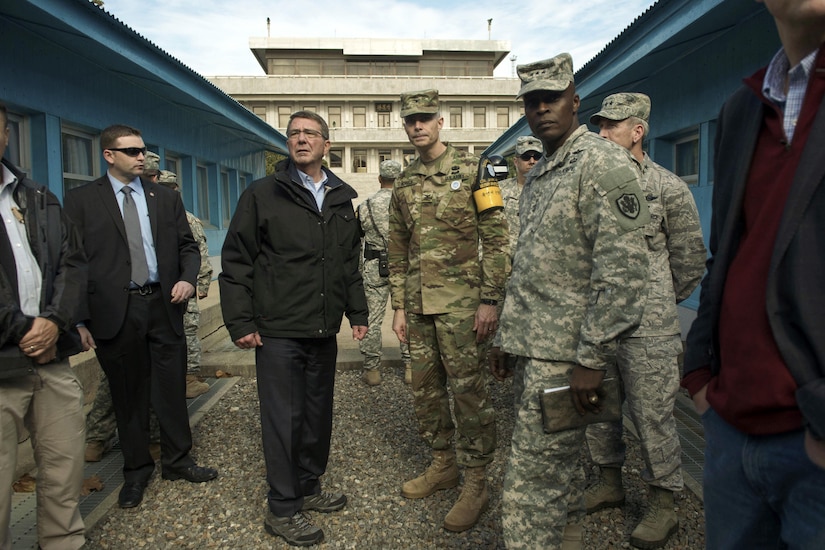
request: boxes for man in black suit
[64,124,217,509]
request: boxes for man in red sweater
[683,1,825,548]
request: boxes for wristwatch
[480,299,498,306]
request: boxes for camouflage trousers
[503,356,618,549]
[184,298,202,374]
[85,368,160,443]
[358,275,410,370]
[407,310,496,467]
[585,335,684,491]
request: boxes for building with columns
[209,38,520,197]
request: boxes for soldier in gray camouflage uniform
[389,89,509,533]
[585,92,706,548]
[499,136,542,256]
[357,160,411,386]
[490,54,650,549]
[158,170,213,398]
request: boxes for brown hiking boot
[584,466,625,513]
[443,466,489,532]
[362,369,381,386]
[629,487,679,549]
[401,450,459,499]
[85,441,105,462]
[185,374,209,398]
[561,522,583,550]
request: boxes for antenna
[266,17,270,38]
[487,18,493,40]
[510,54,517,78]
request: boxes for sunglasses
[520,152,542,161]
[107,147,147,157]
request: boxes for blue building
[486,0,781,316]
[0,0,287,253]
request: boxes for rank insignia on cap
[616,194,641,219]
[450,180,461,190]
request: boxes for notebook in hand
[539,377,622,434]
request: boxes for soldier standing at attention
[490,54,650,549]
[357,160,411,386]
[389,89,508,532]
[498,135,542,256]
[586,92,706,549]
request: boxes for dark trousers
[256,336,337,517]
[94,291,193,484]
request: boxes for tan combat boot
[584,466,625,513]
[443,466,489,532]
[629,487,679,549]
[404,362,412,384]
[362,369,381,386]
[561,522,583,550]
[401,450,459,499]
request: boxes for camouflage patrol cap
[379,160,402,180]
[590,93,651,124]
[515,136,543,155]
[400,89,439,118]
[516,53,574,99]
[144,151,160,174]
[157,170,177,187]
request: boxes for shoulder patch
[595,165,650,232]
[616,193,641,219]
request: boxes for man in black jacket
[220,110,368,547]
[0,103,86,549]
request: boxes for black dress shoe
[119,482,146,508]
[162,464,218,483]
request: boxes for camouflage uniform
[357,187,410,371]
[184,209,212,374]
[499,122,650,548]
[389,145,508,466]
[585,153,706,492]
[499,177,521,256]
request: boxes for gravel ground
[84,366,705,549]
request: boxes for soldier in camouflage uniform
[489,54,650,549]
[389,89,509,532]
[499,136,542,256]
[158,170,213,398]
[356,160,411,386]
[84,151,164,462]
[584,93,706,548]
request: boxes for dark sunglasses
[520,151,542,161]
[107,147,147,157]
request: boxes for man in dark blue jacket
[220,110,368,547]
[0,103,86,550]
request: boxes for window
[252,105,267,121]
[164,154,180,176]
[353,149,367,172]
[674,135,699,185]
[239,175,248,193]
[353,106,367,128]
[403,149,416,168]
[197,165,210,224]
[450,106,462,128]
[377,112,391,128]
[378,150,392,163]
[221,171,231,226]
[329,148,343,168]
[496,106,510,128]
[278,106,292,129]
[62,126,98,194]
[328,106,342,130]
[302,105,317,113]
[473,107,486,128]
[5,112,27,172]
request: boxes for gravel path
[84,366,705,549]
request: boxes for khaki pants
[0,360,86,550]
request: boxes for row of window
[251,104,514,130]
[8,112,250,228]
[266,58,494,78]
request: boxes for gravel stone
[84,366,705,549]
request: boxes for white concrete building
[209,37,521,197]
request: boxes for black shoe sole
[264,522,324,547]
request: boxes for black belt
[364,248,384,261]
[127,283,161,295]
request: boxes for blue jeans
[702,408,825,549]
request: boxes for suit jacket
[64,175,199,340]
[684,69,825,439]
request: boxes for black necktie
[121,186,149,286]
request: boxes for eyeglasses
[286,128,327,140]
[520,151,542,161]
[107,147,147,157]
